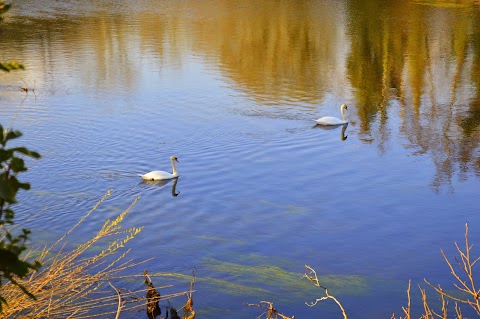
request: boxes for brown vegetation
[0,191,194,319]
[249,224,480,319]
[392,224,480,319]
[246,301,294,319]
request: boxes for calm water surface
[1,0,480,318]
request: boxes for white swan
[314,104,349,125]
[140,156,179,181]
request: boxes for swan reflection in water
[141,177,180,197]
[313,122,348,141]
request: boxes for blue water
[1,1,480,318]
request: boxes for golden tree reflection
[2,0,480,189]
[184,0,346,107]
[345,0,480,190]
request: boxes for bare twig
[455,302,463,318]
[392,224,480,319]
[303,264,348,319]
[419,285,433,319]
[246,301,294,319]
[398,280,412,319]
[423,224,480,316]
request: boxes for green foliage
[0,2,10,15]
[0,2,24,73]
[0,124,41,312]
[0,61,25,73]
[0,4,39,312]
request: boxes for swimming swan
[140,156,179,181]
[314,104,348,125]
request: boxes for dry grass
[0,190,192,318]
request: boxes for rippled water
[1,0,480,318]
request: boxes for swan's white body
[314,104,349,125]
[140,156,179,181]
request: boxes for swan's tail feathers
[138,174,145,178]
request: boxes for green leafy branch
[0,61,24,73]
[0,2,24,73]
[0,124,41,312]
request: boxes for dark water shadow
[140,177,180,197]
[312,123,348,141]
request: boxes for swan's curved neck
[341,106,347,120]
[171,158,178,176]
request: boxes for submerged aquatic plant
[248,224,480,319]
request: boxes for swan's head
[170,155,179,162]
[341,104,348,111]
